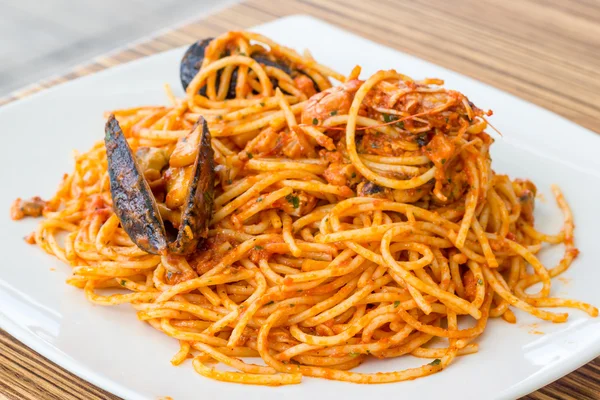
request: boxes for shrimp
[301,79,363,125]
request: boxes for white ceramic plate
[1,15,599,400]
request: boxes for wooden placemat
[1,0,599,399]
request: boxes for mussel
[180,37,302,98]
[105,115,215,255]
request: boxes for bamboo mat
[1,0,599,399]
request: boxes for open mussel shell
[105,115,215,255]
[179,37,296,98]
[105,115,168,254]
[167,117,215,254]
[180,38,213,92]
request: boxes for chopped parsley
[477,278,484,286]
[441,158,446,165]
[312,117,319,125]
[286,194,300,208]
[120,280,126,286]
[254,245,264,251]
[383,113,404,128]
[246,152,253,159]
[256,197,263,202]
[227,179,232,184]
[259,102,265,107]
[429,359,441,366]
[351,172,357,179]
[394,301,400,308]
[330,110,338,116]
[289,303,295,307]
[349,352,360,357]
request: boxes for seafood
[10,196,47,220]
[301,79,362,125]
[180,37,315,98]
[105,115,215,255]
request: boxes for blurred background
[0,0,239,96]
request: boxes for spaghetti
[11,31,597,386]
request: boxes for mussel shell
[180,38,214,91]
[167,117,215,254]
[180,38,296,98]
[105,115,215,256]
[105,115,168,255]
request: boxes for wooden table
[1,0,599,399]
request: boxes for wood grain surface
[1,0,599,399]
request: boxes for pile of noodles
[15,31,597,386]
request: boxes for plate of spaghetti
[2,15,600,400]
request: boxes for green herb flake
[396,121,405,129]
[441,158,446,165]
[227,179,233,184]
[383,113,394,123]
[349,352,360,357]
[429,359,442,366]
[256,197,263,203]
[259,102,265,107]
[289,303,295,307]
[286,194,300,208]
[120,280,126,286]
[330,110,338,116]
[216,115,223,120]
[477,278,484,286]
[265,300,274,306]
[393,300,400,308]
[351,172,357,179]
[312,117,319,125]
[247,152,253,159]
[254,245,264,251]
